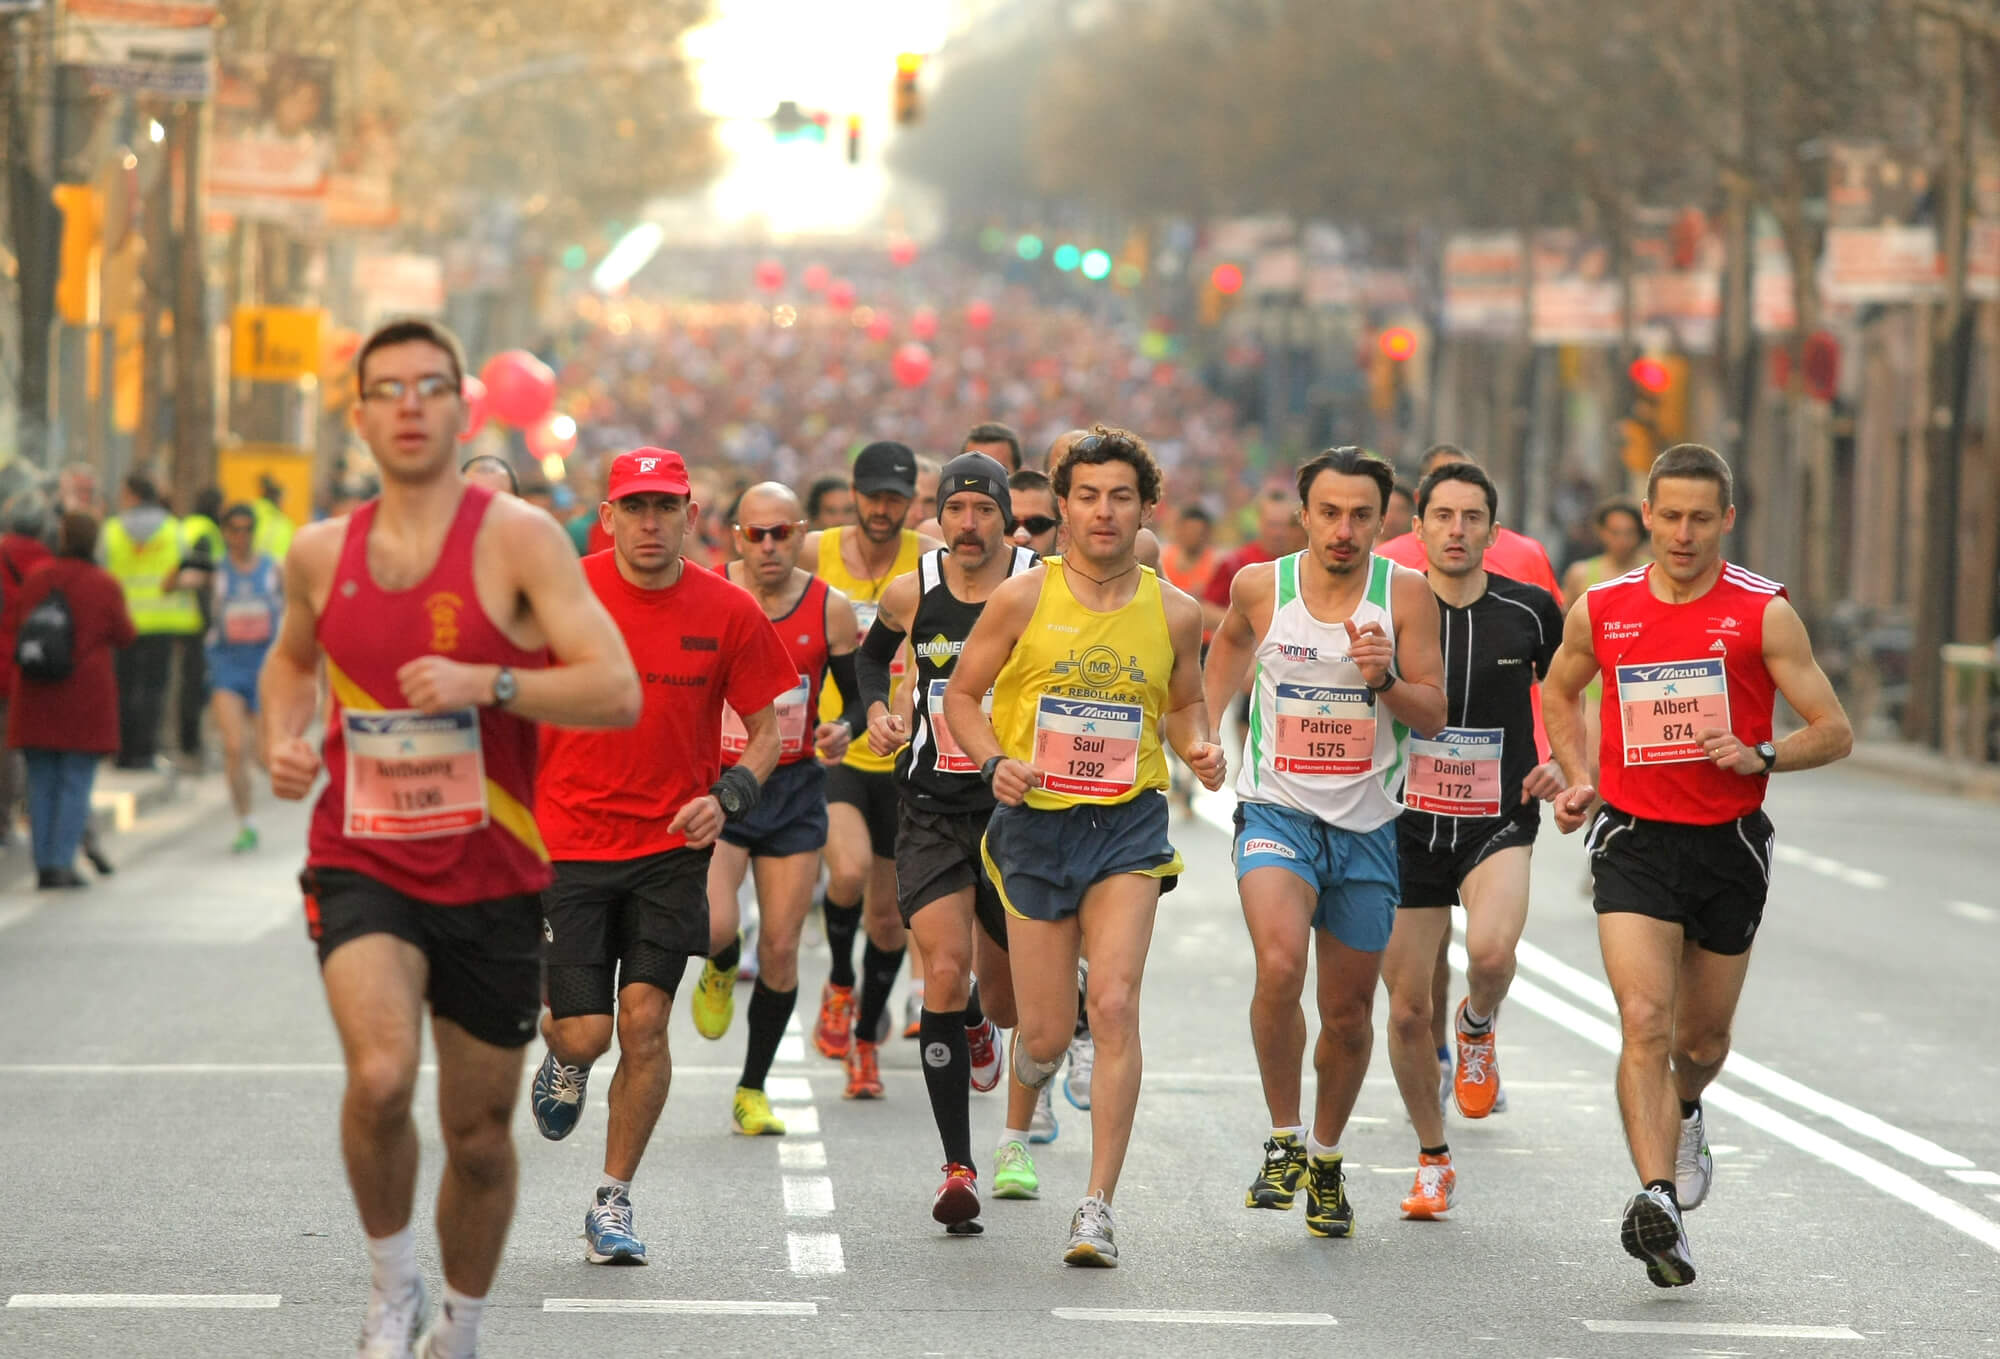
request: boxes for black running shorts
[1397,806,1540,910]
[825,763,898,859]
[541,847,713,998]
[1587,804,1775,956]
[719,759,829,859]
[894,801,1008,947]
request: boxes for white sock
[241,815,257,832]
[1002,1127,1029,1147]
[429,1285,486,1359]
[364,1226,418,1297]
[1306,1135,1340,1162]
[1272,1124,1307,1143]
[600,1175,631,1198]
[1460,1003,1494,1035]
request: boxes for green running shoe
[991,1139,1040,1200]
[230,826,259,854]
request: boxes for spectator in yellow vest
[101,473,201,769]
[251,474,296,563]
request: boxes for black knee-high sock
[920,1007,974,1168]
[739,981,797,1091]
[963,979,985,1030]
[854,940,905,1041]
[823,894,862,988]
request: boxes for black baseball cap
[852,441,918,498]
[938,452,1013,530]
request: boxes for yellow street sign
[231,305,324,382]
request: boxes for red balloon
[459,375,489,443]
[826,278,857,310]
[910,307,939,341]
[524,414,578,461]
[889,238,918,267]
[965,298,994,331]
[802,264,831,293]
[866,313,895,342]
[479,350,557,428]
[754,259,786,293]
[891,342,933,389]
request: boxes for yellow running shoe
[731,1086,787,1136]
[691,952,740,1040]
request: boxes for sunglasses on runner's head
[737,521,802,544]
[1018,515,1059,536]
[361,374,459,403]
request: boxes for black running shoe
[1622,1187,1696,1287]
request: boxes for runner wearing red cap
[264,320,641,1359]
[526,447,798,1268]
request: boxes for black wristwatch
[1753,740,1778,774]
[980,754,1004,787]
[1365,670,1398,695]
[491,666,518,707]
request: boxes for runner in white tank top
[1201,448,1446,1242]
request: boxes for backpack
[15,584,76,682]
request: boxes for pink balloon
[965,298,994,331]
[891,342,933,389]
[754,259,786,294]
[524,415,577,460]
[802,264,831,293]
[479,350,557,428]
[866,313,895,342]
[910,307,939,341]
[459,375,489,443]
[889,238,918,267]
[826,278,857,310]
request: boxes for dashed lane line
[544,1299,816,1316]
[1581,1320,1861,1340]
[6,1295,281,1309]
[1053,1308,1335,1327]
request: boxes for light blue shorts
[1232,800,1399,952]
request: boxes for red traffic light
[1378,327,1417,362]
[1629,357,1672,395]
[1210,263,1244,296]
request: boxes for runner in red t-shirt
[526,447,796,1268]
[1543,444,1851,1290]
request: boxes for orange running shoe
[931,1163,981,1228]
[1400,1152,1457,1219]
[814,983,855,1060]
[1452,999,1500,1119]
[844,1037,884,1099]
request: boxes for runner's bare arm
[732,702,783,783]
[1543,596,1600,789]
[857,573,918,751]
[1160,582,1225,789]
[1710,595,1851,774]
[944,570,1039,803]
[1199,562,1268,731]
[1375,567,1447,738]
[259,521,341,799]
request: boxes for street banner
[207,54,334,228]
[1441,232,1525,338]
[62,0,216,98]
[1530,230,1620,345]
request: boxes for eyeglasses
[1018,515,1059,536]
[737,521,802,544]
[360,374,459,404]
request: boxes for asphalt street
[0,761,1995,1357]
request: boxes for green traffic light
[1081,249,1112,281]
[1053,243,1081,272]
[1016,234,1044,261]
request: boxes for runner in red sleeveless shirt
[696,481,863,1138]
[1543,443,1851,1292]
[263,319,640,1359]
[526,448,795,1269]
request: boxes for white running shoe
[1029,1083,1059,1144]
[1064,1194,1118,1267]
[358,1276,428,1359]
[1063,1032,1094,1110]
[1676,1106,1714,1210]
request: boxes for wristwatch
[491,666,518,708]
[1365,670,1398,695]
[980,755,1004,787]
[1753,740,1778,774]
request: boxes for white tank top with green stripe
[1238,551,1408,832]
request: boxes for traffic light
[894,54,923,125]
[1626,352,1688,444]
[847,114,862,164]
[1369,328,1419,421]
[1378,326,1417,363]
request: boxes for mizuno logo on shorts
[1241,837,1298,860]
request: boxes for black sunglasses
[737,522,802,544]
[1018,515,1059,536]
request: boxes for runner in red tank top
[1542,443,1852,1292]
[699,481,863,1138]
[262,319,640,1358]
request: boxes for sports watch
[491,666,518,707]
[1753,740,1778,774]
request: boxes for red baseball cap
[607,447,692,500]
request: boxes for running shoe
[357,1275,428,1359]
[1492,1081,1509,1113]
[1621,1186,1696,1287]
[932,1163,981,1228]
[731,1086,787,1136]
[903,986,925,1040]
[1676,1107,1714,1210]
[992,1140,1040,1200]
[584,1185,647,1265]
[1028,1083,1059,1143]
[1400,1152,1457,1220]
[1437,1048,1452,1120]
[813,983,855,1059]
[966,1017,1003,1093]
[1245,1132,1309,1210]
[1063,1194,1118,1267]
[1453,1000,1500,1119]
[691,952,739,1040]
[230,826,259,854]
[739,919,760,984]
[529,1050,591,1142]
[1304,1152,1355,1238]
[1063,1032,1094,1110]
[843,1038,884,1099]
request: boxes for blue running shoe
[584,1186,648,1265]
[531,1050,591,1142]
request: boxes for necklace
[1062,555,1139,588]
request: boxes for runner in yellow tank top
[800,442,942,1091]
[947,426,1224,1270]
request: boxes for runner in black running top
[1383,462,1565,1221]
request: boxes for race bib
[927,678,991,774]
[1616,658,1732,765]
[221,597,274,646]
[342,708,489,839]
[1405,727,1504,817]
[723,674,811,759]
[1272,682,1375,776]
[1033,696,1141,798]
[854,600,904,678]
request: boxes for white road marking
[1948,900,1998,923]
[786,1233,844,1274]
[1582,1320,1861,1339]
[1053,1308,1335,1327]
[1771,843,1887,890]
[776,1035,806,1063]
[782,1175,834,1216]
[779,1142,826,1170]
[780,1105,820,1135]
[0,903,38,933]
[765,1075,814,1102]
[7,1294,281,1309]
[1947,1169,2000,1186]
[543,1299,816,1315]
